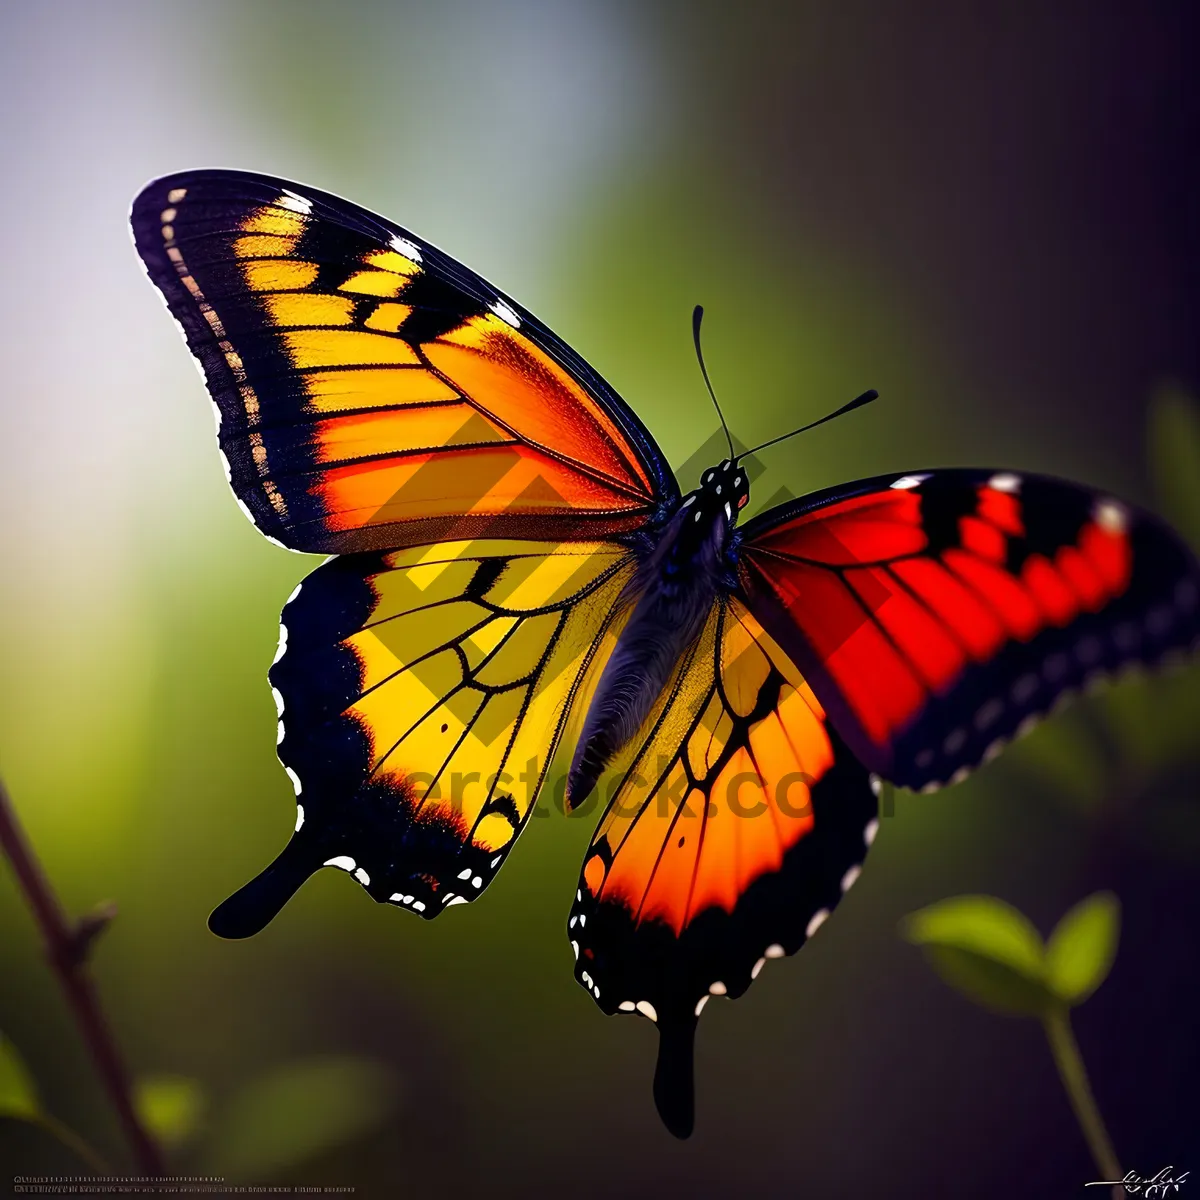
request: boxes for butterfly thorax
[566,460,750,806]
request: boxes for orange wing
[131,171,675,554]
[566,597,879,1137]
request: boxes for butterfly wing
[131,170,675,554]
[567,596,877,1136]
[210,538,637,938]
[737,469,1200,790]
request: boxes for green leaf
[203,1056,397,1178]
[901,895,1054,1017]
[1045,891,1121,1005]
[134,1075,205,1150]
[0,1034,42,1122]
[1148,384,1200,551]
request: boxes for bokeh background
[2,1,1198,1195]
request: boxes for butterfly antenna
[692,305,735,459]
[741,389,880,458]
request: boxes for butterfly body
[569,459,751,803]
[130,170,1200,1140]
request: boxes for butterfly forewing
[131,170,674,555]
[738,469,1200,790]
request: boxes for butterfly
[131,170,1200,1137]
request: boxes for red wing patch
[739,470,1200,790]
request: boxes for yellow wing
[209,537,636,937]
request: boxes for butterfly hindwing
[738,469,1200,790]
[567,597,877,1136]
[209,538,637,938]
[131,170,674,555]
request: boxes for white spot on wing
[864,817,879,846]
[841,864,862,891]
[890,474,930,490]
[694,995,709,1016]
[273,623,289,665]
[293,803,305,830]
[635,1000,658,1022]
[489,298,521,328]
[708,981,727,996]
[988,472,1021,493]
[287,582,304,605]
[324,855,356,872]
[765,943,785,958]
[286,767,303,797]
[412,900,426,912]
[389,234,423,262]
[619,1000,636,1012]
[445,895,469,907]
[751,957,766,979]
[806,908,830,938]
[457,868,471,880]
[353,867,371,886]
[278,189,313,214]
[1094,498,1128,534]
[272,687,285,718]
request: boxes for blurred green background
[1,1,1198,1195]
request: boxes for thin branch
[0,774,164,1176]
[36,1114,113,1175]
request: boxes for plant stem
[37,1114,112,1175]
[1043,1004,1122,1192]
[0,775,164,1176]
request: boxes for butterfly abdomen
[567,502,732,805]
